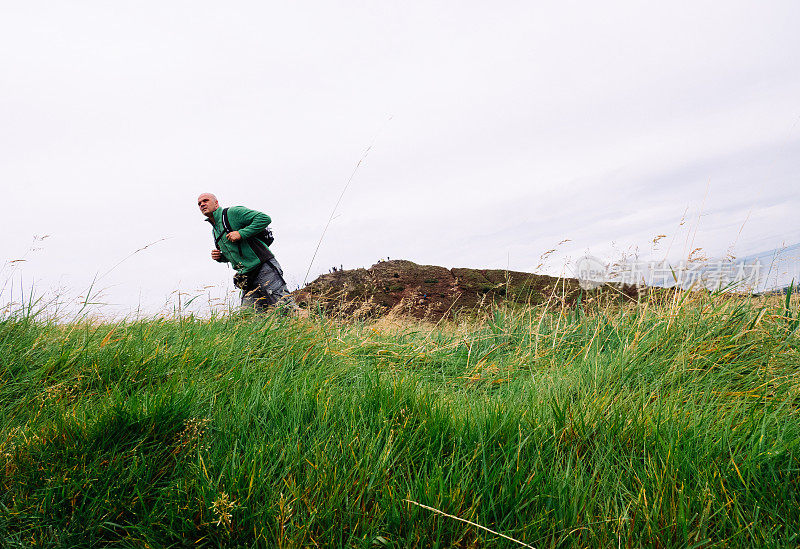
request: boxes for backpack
[220,207,275,263]
[221,207,274,247]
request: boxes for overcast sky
[2,1,798,317]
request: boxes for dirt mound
[292,260,639,320]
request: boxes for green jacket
[207,206,272,274]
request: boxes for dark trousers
[240,258,294,311]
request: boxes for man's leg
[262,257,299,310]
[241,258,297,312]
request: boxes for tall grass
[1,289,798,547]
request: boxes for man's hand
[226,231,242,242]
[211,249,223,261]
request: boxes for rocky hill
[292,259,639,320]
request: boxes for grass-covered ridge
[1,290,799,547]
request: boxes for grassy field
[1,289,799,547]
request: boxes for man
[198,193,296,311]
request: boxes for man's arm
[229,206,271,239]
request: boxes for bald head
[197,193,219,218]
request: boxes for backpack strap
[222,206,251,257]
[221,207,233,233]
[213,207,232,250]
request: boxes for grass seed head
[211,491,236,529]
[174,417,211,453]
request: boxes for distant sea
[740,242,800,293]
[579,243,800,294]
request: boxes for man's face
[197,194,219,216]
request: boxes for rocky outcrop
[292,259,614,320]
